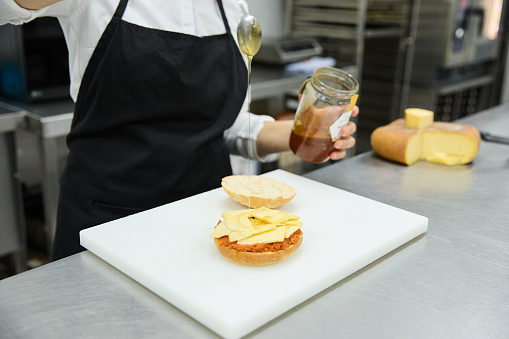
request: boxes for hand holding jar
[290,67,359,163]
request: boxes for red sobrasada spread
[216,229,303,252]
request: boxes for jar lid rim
[311,67,359,96]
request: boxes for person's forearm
[14,0,62,10]
[256,120,293,158]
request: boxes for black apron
[52,0,247,260]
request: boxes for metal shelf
[287,0,412,130]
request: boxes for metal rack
[285,0,368,75]
[359,0,412,131]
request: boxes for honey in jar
[290,67,359,163]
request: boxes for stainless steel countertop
[0,98,75,138]
[0,101,25,133]
[1,104,508,338]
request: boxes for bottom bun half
[214,230,303,266]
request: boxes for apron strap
[92,0,129,62]
[216,0,231,34]
[74,0,129,115]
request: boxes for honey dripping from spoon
[236,0,262,208]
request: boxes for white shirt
[0,0,276,162]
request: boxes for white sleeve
[0,0,46,25]
[0,0,79,25]
[224,110,279,163]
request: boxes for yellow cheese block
[370,119,481,166]
[405,108,434,129]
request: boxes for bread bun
[214,230,303,266]
[221,175,297,208]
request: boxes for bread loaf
[370,119,481,166]
[221,175,297,208]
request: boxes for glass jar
[289,67,359,163]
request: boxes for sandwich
[210,207,303,266]
[212,175,302,265]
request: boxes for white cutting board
[80,170,428,338]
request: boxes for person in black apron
[52,0,248,260]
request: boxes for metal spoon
[236,0,262,113]
[236,0,262,58]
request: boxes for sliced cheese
[228,230,246,242]
[238,214,252,231]
[237,231,275,245]
[225,219,238,231]
[252,223,277,234]
[238,225,287,245]
[222,209,248,219]
[285,226,301,238]
[210,207,302,245]
[209,221,230,238]
[405,108,434,129]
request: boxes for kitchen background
[1,0,508,277]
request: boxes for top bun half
[221,175,297,208]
